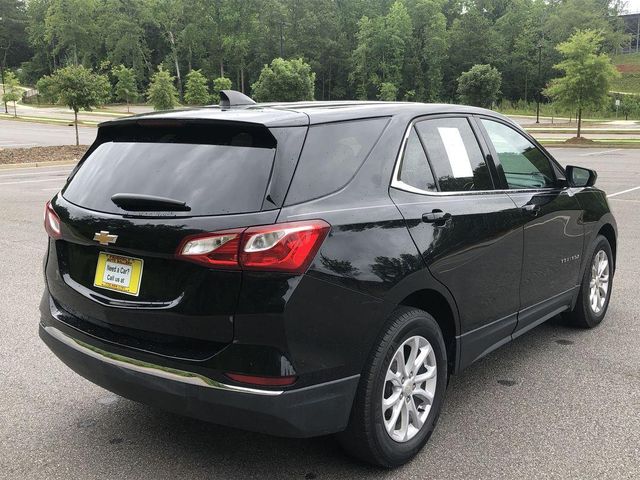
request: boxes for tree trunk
[126,99,130,113]
[240,65,245,93]
[74,110,79,146]
[1,51,8,114]
[13,101,17,117]
[220,61,224,78]
[167,31,182,97]
[577,107,582,138]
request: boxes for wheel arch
[398,288,458,374]
[598,223,617,271]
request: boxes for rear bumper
[39,324,359,438]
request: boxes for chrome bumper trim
[44,326,283,396]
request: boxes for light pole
[0,16,7,114]
[535,42,542,124]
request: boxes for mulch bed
[0,145,88,165]
[564,136,596,145]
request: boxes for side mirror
[566,165,597,187]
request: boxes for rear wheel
[338,307,447,467]
[566,235,613,328]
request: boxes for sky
[625,0,640,13]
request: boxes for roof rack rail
[219,90,256,109]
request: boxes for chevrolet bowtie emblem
[93,230,118,246]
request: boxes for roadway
[0,148,638,479]
[0,119,96,147]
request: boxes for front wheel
[566,235,614,328]
[338,308,448,467]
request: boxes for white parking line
[578,149,623,157]
[0,142,37,147]
[608,185,640,198]
[0,164,75,174]
[0,178,65,186]
[0,170,71,178]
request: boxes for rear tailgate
[45,118,307,358]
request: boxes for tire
[566,235,614,328]
[338,307,448,468]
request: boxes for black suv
[40,92,617,467]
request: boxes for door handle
[422,210,451,225]
[522,204,541,216]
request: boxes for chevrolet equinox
[40,91,617,467]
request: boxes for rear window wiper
[111,193,191,212]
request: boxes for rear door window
[285,118,389,205]
[63,123,277,216]
[397,127,437,192]
[415,117,493,192]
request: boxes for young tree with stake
[184,69,210,105]
[36,65,110,145]
[146,66,179,111]
[1,70,21,117]
[112,65,138,113]
[544,30,618,139]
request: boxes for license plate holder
[93,252,143,296]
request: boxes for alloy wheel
[381,335,437,443]
[589,249,610,315]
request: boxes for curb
[0,160,78,170]
[0,115,98,127]
[539,143,640,148]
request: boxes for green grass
[0,113,98,126]
[612,52,640,65]
[610,73,640,94]
[611,53,640,94]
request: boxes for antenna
[219,90,256,109]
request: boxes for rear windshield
[63,126,276,217]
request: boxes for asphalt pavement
[0,119,97,147]
[1,114,640,149]
[0,148,638,479]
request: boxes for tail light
[176,220,330,273]
[177,229,244,269]
[44,201,62,239]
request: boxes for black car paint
[40,102,617,437]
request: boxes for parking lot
[0,148,638,479]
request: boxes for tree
[184,69,210,105]
[0,0,30,111]
[252,58,315,102]
[211,76,232,104]
[150,0,185,97]
[1,70,21,116]
[44,0,99,66]
[457,64,502,108]
[36,65,110,145]
[351,1,412,100]
[112,65,138,112]
[544,30,619,138]
[146,66,179,110]
[378,82,397,101]
[619,95,640,121]
[445,7,503,99]
[404,0,447,102]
